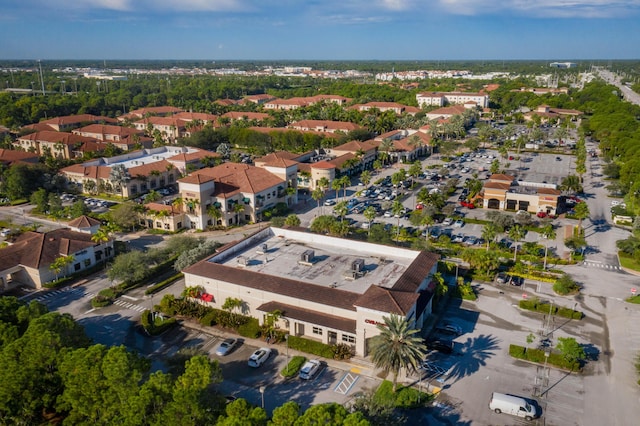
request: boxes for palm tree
[363,206,376,237]
[369,314,427,393]
[311,187,324,213]
[379,138,393,165]
[391,200,405,242]
[573,201,590,232]
[331,178,341,201]
[232,202,245,225]
[339,175,351,199]
[541,224,557,269]
[508,225,526,262]
[360,170,372,188]
[334,201,348,223]
[481,223,501,252]
[560,174,583,194]
[207,204,222,227]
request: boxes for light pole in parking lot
[259,385,265,409]
[285,334,290,374]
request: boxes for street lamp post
[285,334,290,374]
[259,386,265,409]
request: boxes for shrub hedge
[374,380,433,409]
[509,344,581,371]
[519,299,583,319]
[237,318,262,338]
[281,356,306,378]
[145,273,184,295]
[140,309,177,336]
[288,336,336,359]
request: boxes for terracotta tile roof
[183,260,360,311]
[67,215,101,228]
[73,124,143,140]
[489,174,515,182]
[427,105,467,116]
[214,99,239,106]
[255,151,301,163]
[60,164,112,180]
[133,116,188,127]
[288,120,362,132]
[309,160,335,170]
[328,153,356,169]
[168,149,219,163]
[39,114,115,126]
[265,98,310,108]
[1,229,97,269]
[483,182,512,190]
[172,112,218,122]
[127,106,183,117]
[221,111,269,121]
[191,163,284,194]
[144,202,181,215]
[178,174,216,185]
[128,159,173,177]
[354,286,416,316]
[0,149,39,165]
[18,130,98,145]
[392,251,439,292]
[332,139,379,153]
[247,126,339,139]
[537,187,561,195]
[257,301,356,333]
[22,123,57,132]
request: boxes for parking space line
[334,372,359,395]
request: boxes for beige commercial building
[183,227,440,357]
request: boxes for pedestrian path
[113,299,147,313]
[582,260,622,271]
[26,286,95,303]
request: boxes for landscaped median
[519,298,584,320]
[509,344,581,371]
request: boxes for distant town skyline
[1,1,639,60]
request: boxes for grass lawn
[618,252,640,271]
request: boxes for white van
[489,392,539,421]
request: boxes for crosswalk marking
[583,261,622,271]
[113,299,147,313]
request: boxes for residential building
[182,227,440,357]
[288,120,363,134]
[14,130,102,159]
[0,149,39,166]
[424,104,472,121]
[0,228,114,291]
[72,124,151,151]
[118,106,183,122]
[132,116,188,144]
[375,129,430,163]
[60,146,217,197]
[417,91,490,108]
[28,114,116,132]
[264,95,352,110]
[242,94,277,105]
[351,102,420,115]
[168,163,293,230]
[220,111,270,124]
[524,105,583,123]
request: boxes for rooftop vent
[298,249,315,266]
[256,243,268,255]
[344,258,366,280]
[237,256,248,267]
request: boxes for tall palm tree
[339,175,351,199]
[207,204,222,227]
[232,202,245,225]
[331,178,342,201]
[481,223,501,252]
[541,224,557,270]
[391,200,405,242]
[363,206,376,237]
[369,314,427,393]
[360,170,372,188]
[573,201,590,232]
[508,225,526,262]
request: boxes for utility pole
[38,60,45,95]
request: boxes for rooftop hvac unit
[352,259,365,273]
[237,256,248,266]
[301,249,315,263]
[256,243,268,255]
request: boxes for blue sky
[1,0,639,60]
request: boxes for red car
[460,200,476,209]
[536,211,547,218]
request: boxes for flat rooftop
[210,227,420,294]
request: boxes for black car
[425,338,454,354]
[510,276,524,286]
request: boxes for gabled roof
[332,139,379,153]
[133,116,188,127]
[0,229,97,270]
[309,160,336,170]
[221,111,270,121]
[489,173,515,182]
[0,149,39,165]
[60,164,112,179]
[73,124,143,139]
[426,104,467,116]
[67,215,101,228]
[172,112,218,122]
[168,149,219,163]
[288,120,362,132]
[39,114,116,127]
[128,159,173,177]
[189,163,284,195]
[17,130,98,145]
[126,106,183,117]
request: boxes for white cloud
[437,0,640,18]
[379,0,413,10]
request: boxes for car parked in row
[299,359,321,380]
[215,338,238,356]
[248,347,272,367]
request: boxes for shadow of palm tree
[446,334,501,383]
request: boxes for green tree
[331,178,342,201]
[489,159,500,175]
[391,200,405,242]
[107,250,148,284]
[284,214,301,227]
[369,314,426,393]
[541,224,557,269]
[508,225,526,262]
[30,188,49,213]
[334,201,348,223]
[69,199,91,218]
[481,222,501,251]
[311,187,324,211]
[222,297,244,326]
[110,202,139,232]
[573,201,590,231]
[363,206,377,237]
[269,401,300,426]
[359,170,372,188]
[556,337,586,367]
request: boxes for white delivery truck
[489,392,539,421]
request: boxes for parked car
[299,359,321,380]
[324,199,336,206]
[442,217,453,226]
[495,272,511,284]
[453,219,464,228]
[215,338,238,356]
[510,276,524,286]
[425,338,454,354]
[436,323,463,336]
[248,347,272,367]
